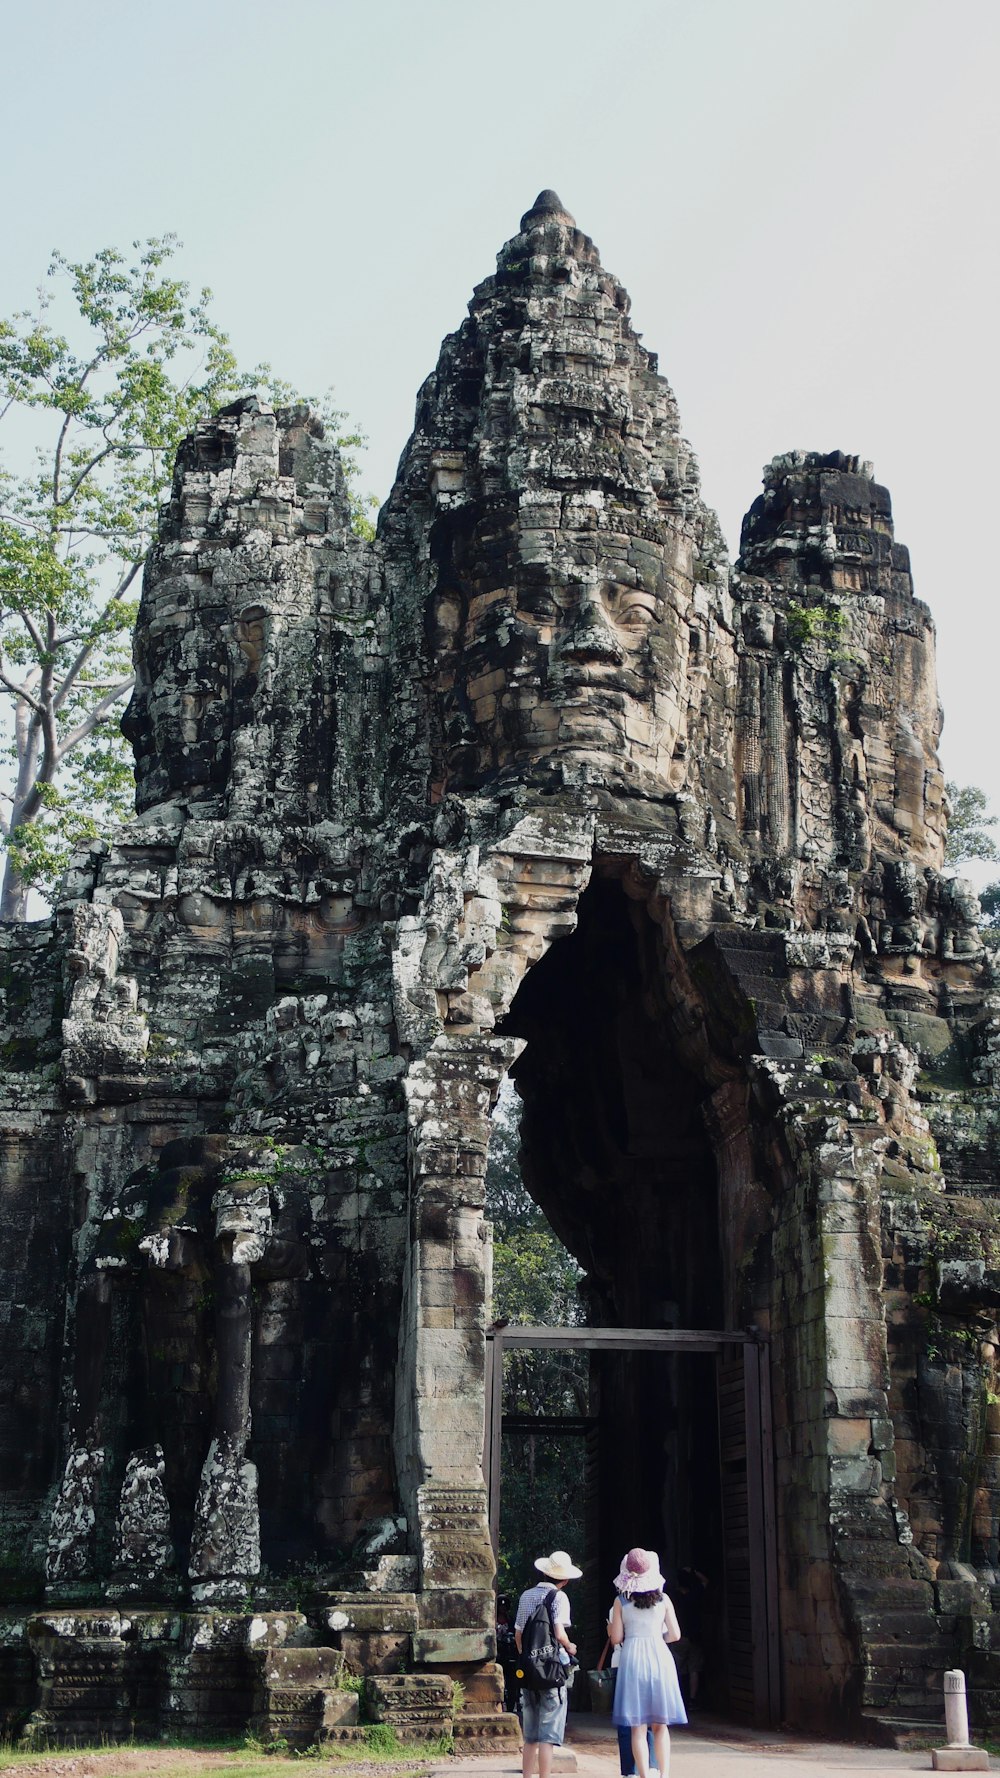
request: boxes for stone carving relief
[2,190,999,1749]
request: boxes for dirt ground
[0,1750,434,1778]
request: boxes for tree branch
[49,340,113,512]
[52,564,140,704]
[19,607,47,654]
[0,667,44,716]
[50,409,73,514]
[114,558,142,602]
[55,674,134,758]
[11,697,50,830]
[60,440,118,508]
[52,636,98,708]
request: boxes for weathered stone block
[337,1631,411,1674]
[315,1592,418,1633]
[412,1627,495,1663]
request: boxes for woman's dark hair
[625,1588,663,1610]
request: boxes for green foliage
[943,784,1000,949]
[419,1733,455,1757]
[945,781,1000,867]
[0,237,377,916]
[362,1725,403,1753]
[496,1425,587,1598]
[493,1227,585,1334]
[488,1086,585,1354]
[315,398,379,542]
[980,883,1000,924]
[784,599,852,663]
[487,1085,587,1594]
[0,237,250,913]
[979,880,1000,951]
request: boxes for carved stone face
[431,531,690,796]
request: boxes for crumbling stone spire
[380,184,727,812]
[519,189,576,226]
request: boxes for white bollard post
[944,1670,971,1748]
[932,1667,988,1768]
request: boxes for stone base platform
[931,1751,991,1771]
[1,1606,505,1750]
[454,1708,523,1754]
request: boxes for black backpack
[519,1590,565,1690]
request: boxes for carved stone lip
[549,671,639,698]
[541,739,626,754]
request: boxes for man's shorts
[672,1635,704,1677]
[520,1684,568,1744]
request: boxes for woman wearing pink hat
[609,1548,686,1778]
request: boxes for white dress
[611,1598,687,1728]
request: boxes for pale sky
[3,0,998,839]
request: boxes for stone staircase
[249,1645,361,1750]
[309,1588,419,1676]
[365,1672,453,1740]
[852,1570,1000,1745]
[451,1662,522,1755]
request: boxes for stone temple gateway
[3,190,1000,1745]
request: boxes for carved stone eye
[521,592,558,624]
[616,596,656,632]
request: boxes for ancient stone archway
[497,870,736,1627]
[3,191,1000,1748]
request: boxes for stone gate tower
[3,191,1000,1744]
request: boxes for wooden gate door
[718,1342,780,1727]
[484,1327,780,1726]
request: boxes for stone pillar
[395,1033,520,1662]
[760,1036,937,1729]
[188,1184,271,1600]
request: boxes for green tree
[488,1085,585,1362]
[944,781,999,867]
[0,238,376,920]
[979,883,1000,932]
[943,782,1000,952]
[487,1086,587,1592]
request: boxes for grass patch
[0,1733,455,1775]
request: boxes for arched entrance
[483,869,781,1724]
[484,1326,779,1728]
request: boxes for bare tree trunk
[1,720,44,924]
[0,849,30,922]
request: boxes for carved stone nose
[556,593,624,666]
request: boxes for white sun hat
[535,1549,583,1581]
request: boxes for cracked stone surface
[3,191,1000,1744]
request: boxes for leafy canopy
[944,781,999,868]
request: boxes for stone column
[395,1033,520,1663]
[761,1044,931,1728]
[188,1184,270,1600]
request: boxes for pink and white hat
[613,1547,666,1596]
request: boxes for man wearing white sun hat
[514,1549,582,1778]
